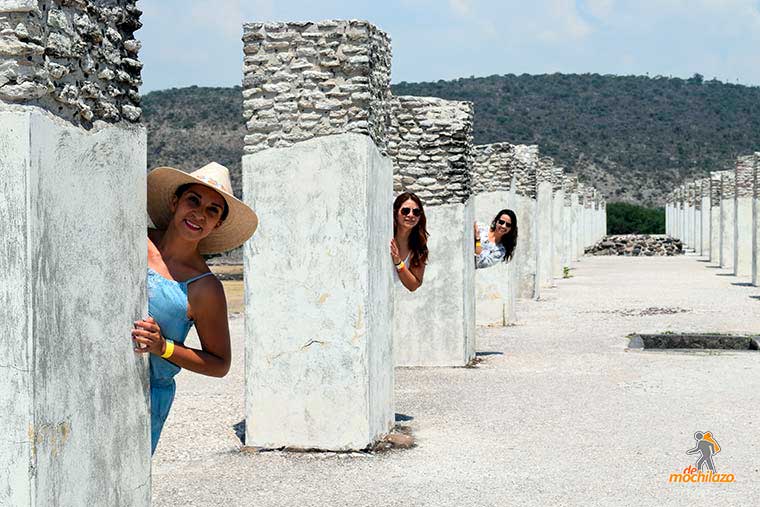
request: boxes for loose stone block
[390,95,475,365]
[472,143,517,326]
[720,171,735,269]
[0,107,149,505]
[242,19,394,449]
[734,155,755,276]
[243,134,394,449]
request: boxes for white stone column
[709,173,722,264]
[536,157,555,288]
[686,183,695,251]
[472,143,517,326]
[511,146,541,299]
[752,154,760,286]
[700,178,711,257]
[390,96,475,366]
[552,167,565,281]
[734,155,755,277]
[720,171,736,269]
[1,2,149,504]
[563,176,579,270]
[693,181,702,255]
[242,20,394,450]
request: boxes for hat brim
[147,167,258,255]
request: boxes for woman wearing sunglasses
[390,192,429,291]
[474,209,518,269]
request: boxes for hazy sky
[137,0,760,92]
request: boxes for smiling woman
[136,162,258,454]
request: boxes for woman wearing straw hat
[132,162,257,454]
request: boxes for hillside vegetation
[143,74,760,205]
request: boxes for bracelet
[475,241,481,247]
[395,261,405,272]
[161,339,175,359]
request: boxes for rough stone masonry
[242,20,391,155]
[0,0,143,125]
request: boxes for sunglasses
[401,207,422,217]
[497,219,512,227]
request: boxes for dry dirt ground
[153,255,760,506]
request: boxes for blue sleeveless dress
[147,267,215,454]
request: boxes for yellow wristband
[475,241,481,247]
[395,261,405,271]
[161,339,175,359]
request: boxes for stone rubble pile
[585,235,683,256]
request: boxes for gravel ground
[152,255,760,506]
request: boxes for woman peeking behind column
[474,209,518,269]
[133,162,257,455]
[390,192,429,291]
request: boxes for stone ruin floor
[152,255,760,506]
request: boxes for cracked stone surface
[152,255,760,506]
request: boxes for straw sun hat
[147,162,258,255]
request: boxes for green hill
[143,74,760,205]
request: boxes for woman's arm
[133,276,231,377]
[398,261,425,292]
[475,245,505,269]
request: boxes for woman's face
[170,184,226,241]
[397,198,421,231]
[495,213,513,235]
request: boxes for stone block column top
[510,144,539,198]
[583,185,595,208]
[755,153,760,199]
[536,156,555,185]
[735,155,755,198]
[563,175,578,205]
[710,172,722,206]
[721,170,736,199]
[551,166,565,192]
[700,177,710,198]
[0,0,143,125]
[471,142,515,194]
[388,94,473,206]
[693,180,702,210]
[242,19,391,154]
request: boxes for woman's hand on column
[132,316,166,356]
[390,238,402,265]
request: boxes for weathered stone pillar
[692,181,702,255]
[700,177,711,256]
[241,20,394,450]
[576,183,587,256]
[665,192,673,237]
[720,171,736,269]
[563,175,579,269]
[753,154,760,286]
[673,187,681,240]
[536,157,555,288]
[551,167,565,280]
[709,172,722,264]
[0,1,149,504]
[734,155,755,277]
[472,143,517,326]
[680,184,688,243]
[512,145,541,298]
[686,182,696,251]
[389,95,475,366]
[583,185,595,249]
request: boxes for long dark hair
[490,209,518,262]
[393,192,429,267]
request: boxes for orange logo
[668,431,735,483]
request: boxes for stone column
[583,186,595,249]
[389,95,475,366]
[709,172,722,264]
[562,176,578,269]
[551,167,565,280]
[686,182,696,251]
[720,171,736,269]
[753,154,760,286]
[241,20,394,450]
[665,192,673,237]
[680,184,688,244]
[673,187,681,240]
[512,145,541,299]
[0,2,149,505]
[700,177,711,256]
[576,183,587,256]
[472,143,517,326]
[734,155,755,277]
[536,157,555,288]
[693,181,702,255]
